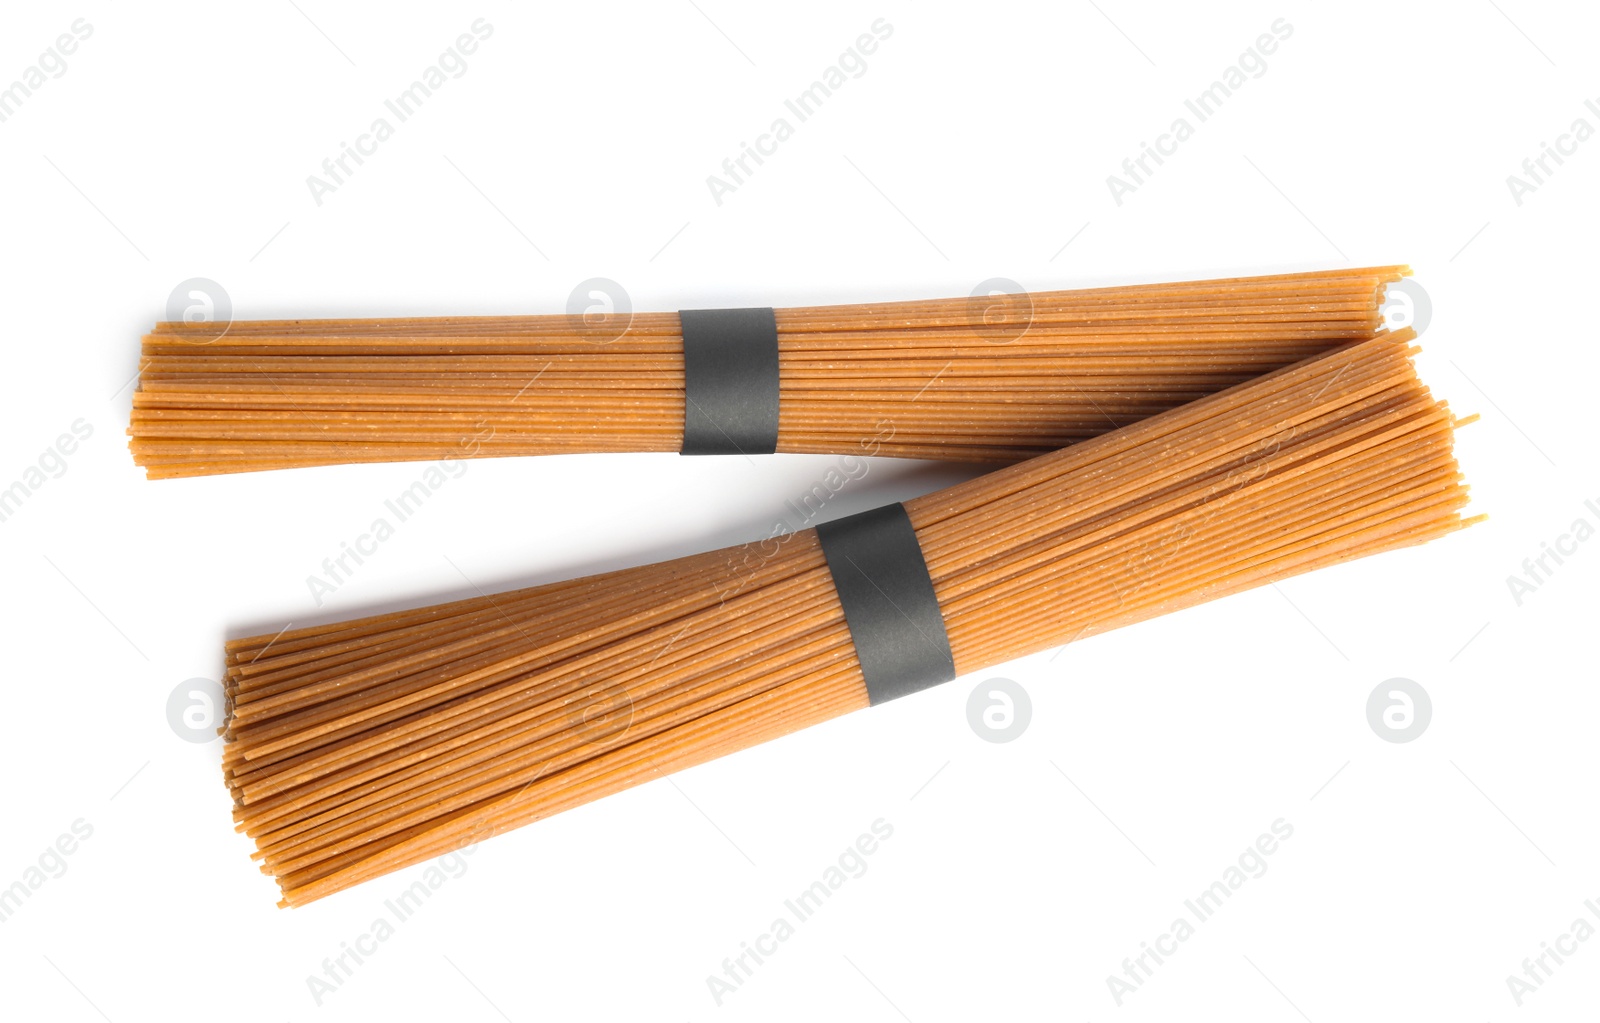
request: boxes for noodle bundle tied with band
[133,266,1408,477]
[221,329,1476,906]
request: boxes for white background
[0,1,1595,1020]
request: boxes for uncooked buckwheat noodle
[222,329,1477,907]
[134,267,1407,478]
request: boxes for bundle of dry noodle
[132,267,1407,477]
[222,330,1476,906]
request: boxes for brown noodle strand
[220,330,1475,905]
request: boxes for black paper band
[679,307,779,455]
[815,503,956,705]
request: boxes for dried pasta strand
[133,267,1408,477]
[220,329,1475,906]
